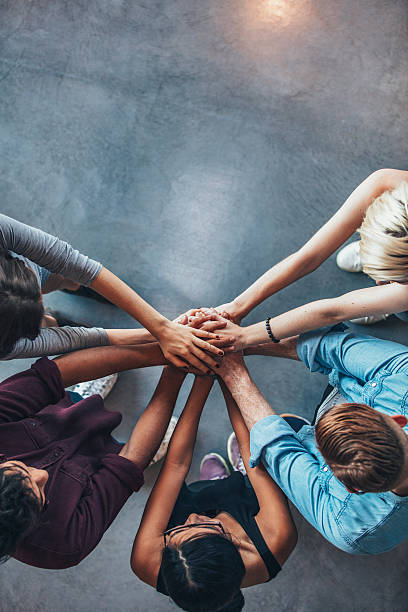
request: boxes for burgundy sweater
[0,358,143,569]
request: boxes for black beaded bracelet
[265,318,280,343]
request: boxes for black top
[156,471,281,595]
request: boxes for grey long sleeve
[4,327,110,360]
[0,214,102,286]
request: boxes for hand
[173,308,204,325]
[157,320,232,375]
[174,309,233,342]
[185,313,245,353]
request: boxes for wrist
[233,296,250,320]
[221,362,248,385]
[162,365,187,382]
[153,317,173,341]
[236,326,250,350]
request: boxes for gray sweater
[0,214,110,359]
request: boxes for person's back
[268,415,408,555]
[181,327,408,556]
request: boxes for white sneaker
[336,241,363,272]
[69,373,118,399]
[350,314,389,325]
[150,416,178,466]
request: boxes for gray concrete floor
[1,1,408,610]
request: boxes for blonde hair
[359,182,408,282]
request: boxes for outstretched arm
[91,268,230,373]
[219,378,297,566]
[217,352,275,431]
[207,280,408,349]
[216,168,408,322]
[53,342,165,387]
[131,375,214,585]
[0,213,231,371]
[119,366,187,470]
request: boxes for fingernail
[219,351,224,356]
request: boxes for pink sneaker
[227,433,246,475]
[200,453,230,480]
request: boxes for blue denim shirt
[249,325,408,555]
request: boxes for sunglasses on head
[163,521,225,546]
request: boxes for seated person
[0,339,184,569]
[0,213,225,371]
[210,321,408,555]
[131,368,298,612]
[212,168,408,341]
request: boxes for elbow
[308,299,347,326]
[292,249,322,277]
[277,524,298,563]
[130,556,139,578]
[287,525,298,553]
[130,549,146,580]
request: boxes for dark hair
[161,533,245,611]
[0,250,44,356]
[315,403,405,492]
[0,466,41,563]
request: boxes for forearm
[234,251,319,319]
[54,342,165,387]
[244,336,300,360]
[219,380,251,463]
[120,367,186,469]
[240,289,389,347]
[164,377,214,468]
[221,364,275,430]
[91,267,170,338]
[106,328,156,345]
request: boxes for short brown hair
[315,403,405,493]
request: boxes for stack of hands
[172,306,244,375]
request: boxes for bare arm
[131,376,214,584]
[91,267,229,374]
[105,328,156,345]
[218,354,275,430]
[219,379,297,565]
[119,367,186,469]
[53,342,165,387]
[236,281,408,347]
[218,168,408,322]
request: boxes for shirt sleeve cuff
[297,323,348,373]
[249,415,294,467]
[31,357,66,403]
[100,453,144,492]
